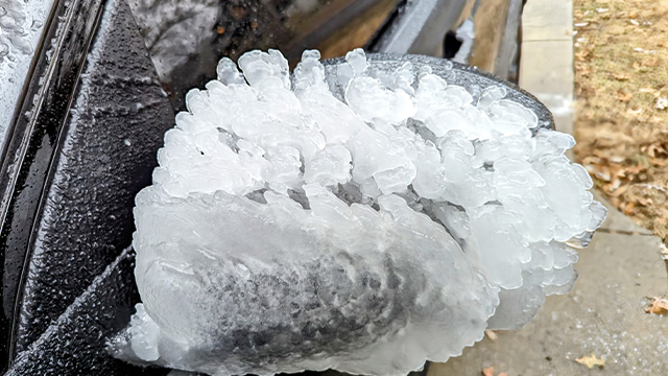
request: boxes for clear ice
[0,0,49,147]
[111,49,606,376]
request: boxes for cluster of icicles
[111,49,606,376]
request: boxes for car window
[127,0,402,110]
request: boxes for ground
[425,0,668,374]
[573,0,668,241]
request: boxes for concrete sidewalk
[518,0,575,136]
[427,0,668,374]
[427,196,668,375]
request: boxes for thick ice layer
[114,49,606,375]
[118,186,497,375]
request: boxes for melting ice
[0,0,49,148]
[111,49,606,376]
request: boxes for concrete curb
[519,0,574,135]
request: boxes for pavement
[427,0,668,374]
[427,195,668,376]
[518,0,575,136]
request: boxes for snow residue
[0,0,50,146]
[112,49,606,376]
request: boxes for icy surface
[0,0,51,147]
[113,49,606,376]
[126,0,218,83]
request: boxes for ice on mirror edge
[110,49,606,376]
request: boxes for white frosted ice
[112,49,606,375]
[0,0,50,147]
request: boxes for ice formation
[0,0,48,146]
[112,49,606,376]
[126,0,218,83]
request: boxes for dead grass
[573,0,668,240]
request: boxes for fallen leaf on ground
[624,201,636,215]
[575,48,593,61]
[617,91,633,102]
[649,157,667,166]
[482,367,508,376]
[611,185,628,197]
[647,143,667,157]
[575,353,606,369]
[645,297,668,315]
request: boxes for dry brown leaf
[583,156,602,164]
[629,165,645,175]
[593,168,611,182]
[481,367,507,376]
[649,157,667,166]
[604,178,622,193]
[592,151,608,160]
[647,144,668,157]
[645,297,668,315]
[611,185,629,197]
[614,74,629,81]
[575,353,606,369]
[643,57,660,67]
[576,49,593,61]
[485,330,498,341]
[576,63,593,76]
[636,195,652,206]
[655,218,668,239]
[624,201,636,215]
[617,91,633,102]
